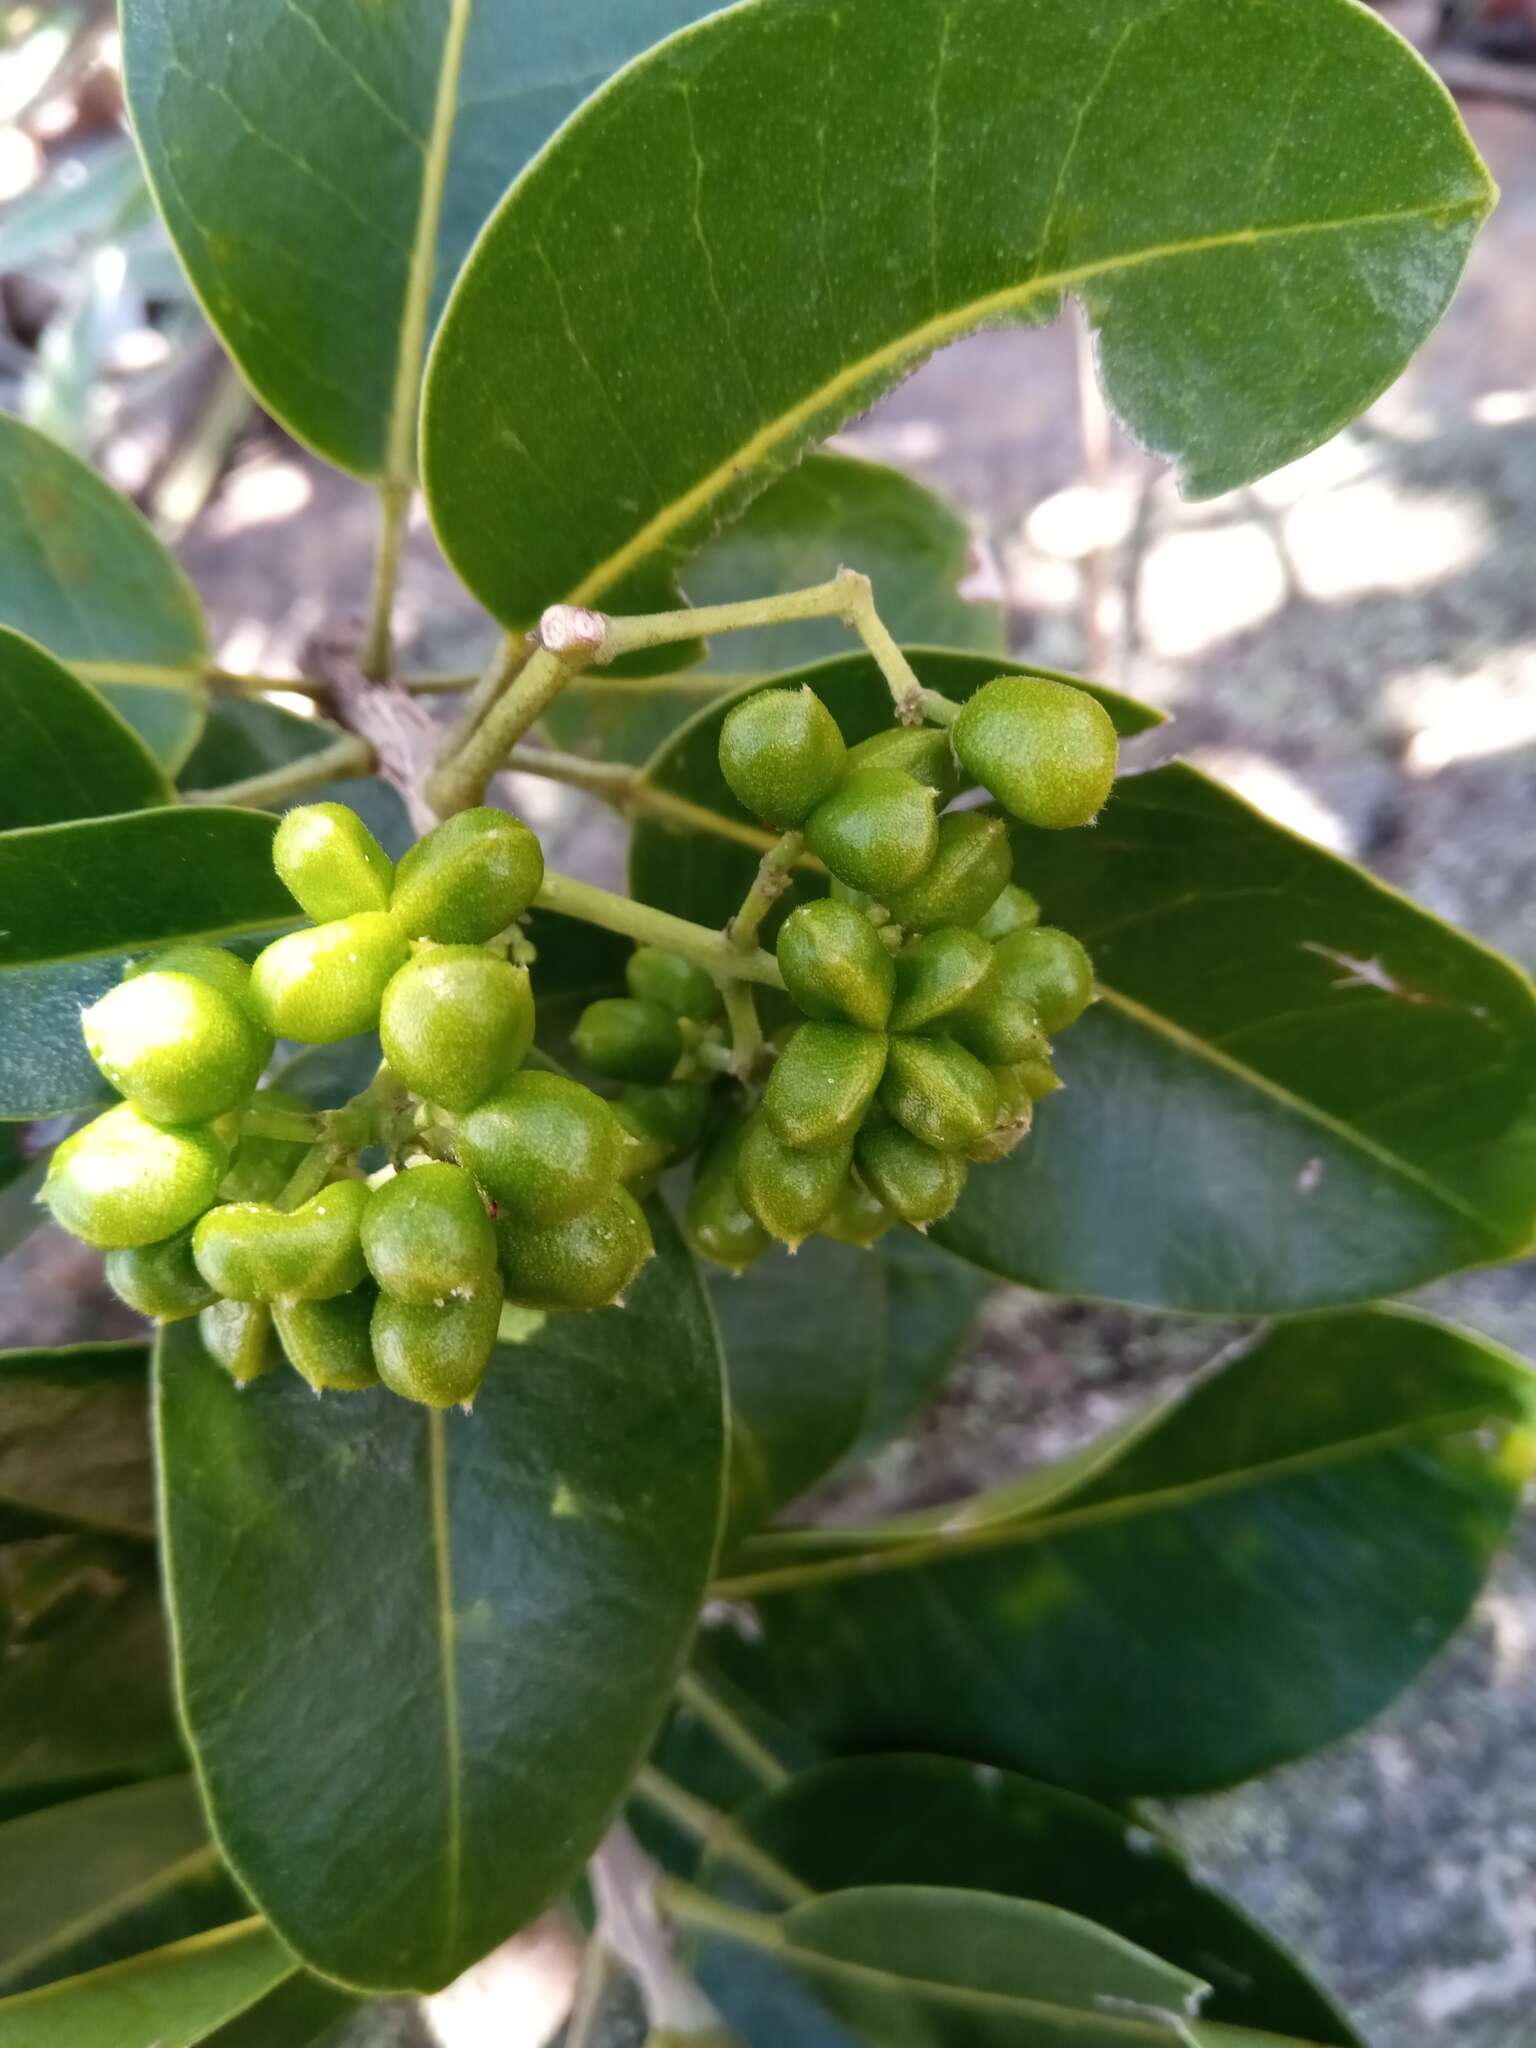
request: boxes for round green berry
[372,1281,502,1406]
[274,802,392,922]
[776,899,894,1030]
[44,1104,226,1250]
[975,882,1040,943]
[718,686,847,827]
[883,811,1013,934]
[219,1087,313,1202]
[887,927,994,1035]
[879,1036,1000,1152]
[1011,1055,1062,1101]
[104,1227,216,1322]
[966,1068,1036,1163]
[451,1070,623,1225]
[126,943,263,1018]
[573,997,683,1084]
[621,1081,710,1156]
[855,1116,967,1226]
[614,1100,672,1187]
[951,676,1118,829]
[198,1299,279,1386]
[817,1175,896,1248]
[360,1163,496,1306]
[250,914,411,1044]
[684,1124,771,1273]
[845,724,961,802]
[379,947,534,1113]
[275,1285,381,1393]
[84,970,268,1125]
[192,1179,370,1303]
[804,768,938,898]
[992,925,1094,1035]
[626,947,719,1020]
[762,1022,887,1153]
[499,1187,652,1311]
[736,1116,850,1246]
[390,806,544,944]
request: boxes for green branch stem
[238,1105,322,1145]
[673,1671,789,1788]
[184,731,376,810]
[360,479,411,681]
[535,872,784,990]
[506,746,827,865]
[631,1768,809,1906]
[729,830,803,952]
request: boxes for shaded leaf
[705,1308,1536,1797]
[0,1920,295,2048]
[0,628,171,828]
[0,1345,155,1541]
[0,1127,49,1263]
[156,1198,724,1990]
[854,1234,990,1458]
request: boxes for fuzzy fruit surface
[804,767,937,897]
[499,1187,652,1310]
[763,1022,887,1153]
[845,723,961,802]
[719,685,847,827]
[373,1283,502,1406]
[390,805,544,944]
[574,997,684,1084]
[621,1081,710,1155]
[45,1104,227,1250]
[818,1175,895,1247]
[685,1124,771,1272]
[986,925,1095,1035]
[856,1115,967,1225]
[737,1116,851,1244]
[884,811,1013,934]
[880,1035,1001,1151]
[276,1286,381,1392]
[379,947,534,1113]
[219,1087,314,1202]
[105,1227,216,1321]
[888,926,994,1034]
[451,1070,623,1225]
[953,676,1117,829]
[199,1299,278,1385]
[274,802,393,922]
[776,898,894,1031]
[250,914,410,1044]
[975,882,1040,942]
[361,1162,496,1305]
[84,970,268,1126]
[192,1179,370,1303]
[626,947,719,1021]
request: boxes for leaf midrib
[565,197,1488,609]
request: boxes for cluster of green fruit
[42,803,653,1407]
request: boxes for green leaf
[0,1345,155,1541]
[0,1778,240,1997]
[0,1920,295,2048]
[546,454,1002,764]
[932,762,1536,1311]
[155,1197,725,1992]
[423,0,1490,629]
[854,1235,990,1458]
[120,0,722,482]
[631,647,1157,929]
[698,1755,1357,2042]
[0,136,147,274]
[0,628,171,828]
[0,1126,49,1263]
[704,1308,1536,1797]
[0,413,207,770]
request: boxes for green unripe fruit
[763,1022,887,1153]
[776,899,894,1030]
[372,1281,502,1406]
[845,723,961,802]
[104,1227,216,1322]
[126,943,264,1023]
[192,1179,370,1303]
[975,882,1041,942]
[883,812,1013,934]
[44,1104,226,1250]
[804,768,938,898]
[855,1116,967,1226]
[250,914,410,1044]
[573,997,684,1084]
[879,1036,1000,1151]
[84,971,268,1125]
[274,1286,381,1392]
[614,1101,672,1186]
[967,1068,1036,1162]
[361,1162,496,1305]
[818,1175,896,1248]
[451,1070,623,1225]
[273,802,392,921]
[219,1087,313,1202]
[198,1299,279,1385]
[718,686,847,827]
[499,1187,652,1310]
[952,676,1118,829]
[948,991,1050,1069]
[736,1115,850,1246]
[989,925,1094,1035]
[1012,1056,1063,1100]
[626,947,719,1020]
[379,947,534,1113]
[621,1081,710,1156]
[888,927,994,1034]
[389,806,544,944]
[684,1125,770,1272]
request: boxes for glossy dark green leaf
[0,413,207,770]
[547,454,1002,764]
[0,1345,154,1541]
[631,647,1157,929]
[0,629,172,827]
[156,1198,724,1991]
[854,1234,990,1458]
[121,0,720,479]
[699,1756,1357,2042]
[932,762,1536,1310]
[0,1920,295,2048]
[0,1778,240,1997]
[705,1309,1536,1798]
[424,0,1490,629]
